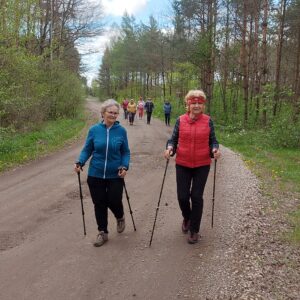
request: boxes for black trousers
[164,113,170,125]
[146,111,152,124]
[128,112,135,124]
[87,176,124,233]
[176,164,210,233]
[123,109,128,119]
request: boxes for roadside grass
[288,210,300,243]
[217,127,300,244]
[0,117,86,172]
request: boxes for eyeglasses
[106,111,119,115]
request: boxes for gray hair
[100,99,120,114]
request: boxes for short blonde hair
[184,90,206,103]
[100,99,120,114]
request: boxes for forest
[0,0,103,134]
[95,0,300,149]
[0,0,299,153]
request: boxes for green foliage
[172,62,198,93]
[287,209,300,244]
[209,82,300,149]
[217,126,300,243]
[90,79,100,97]
[0,47,85,131]
[266,113,300,148]
[189,32,212,66]
[0,47,49,129]
[46,63,85,119]
[213,125,300,194]
[0,117,85,172]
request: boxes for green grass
[217,127,300,243]
[288,210,300,244]
[218,129,300,193]
[0,117,86,172]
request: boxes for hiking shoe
[94,231,108,247]
[181,219,190,233]
[187,232,199,244]
[117,216,125,233]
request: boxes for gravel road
[0,98,299,300]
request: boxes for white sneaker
[94,231,108,247]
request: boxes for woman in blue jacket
[74,99,130,247]
[163,100,172,126]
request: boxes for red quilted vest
[176,113,211,168]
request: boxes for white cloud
[77,36,107,55]
[102,0,148,16]
[78,35,109,85]
[79,0,150,85]
[78,27,121,85]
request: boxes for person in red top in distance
[164,89,221,244]
[121,98,129,120]
[137,97,145,119]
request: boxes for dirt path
[1,99,297,299]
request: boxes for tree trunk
[241,2,249,124]
[146,73,149,94]
[162,71,166,99]
[253,2,261,120]
[221,0,230,116]
[273,0,287,116]
[208,0,217,114]
[292,27,300,123]
[260,0,269,127]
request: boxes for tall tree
[273,0,287,116]
[260,0,269,126]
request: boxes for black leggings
[87,176,124,233]
[176,164,210,233]
[146,111,152,124]
[128,112,135,124]
[165,113,170,125]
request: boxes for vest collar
[185,112,203,123]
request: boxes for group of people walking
[121,97,158,125]
[74,89,220,247]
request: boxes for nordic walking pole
[149,159,169,247]
[77,172,87,236]
[123,179,137,231]
[211,159,217,228]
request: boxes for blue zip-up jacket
[163,102,172,114]
[77,121,130,179]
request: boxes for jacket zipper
[192,125,195,167]
[103,128,110,178]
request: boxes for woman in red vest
[164,90,221,244]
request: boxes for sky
[79,0,172,86]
